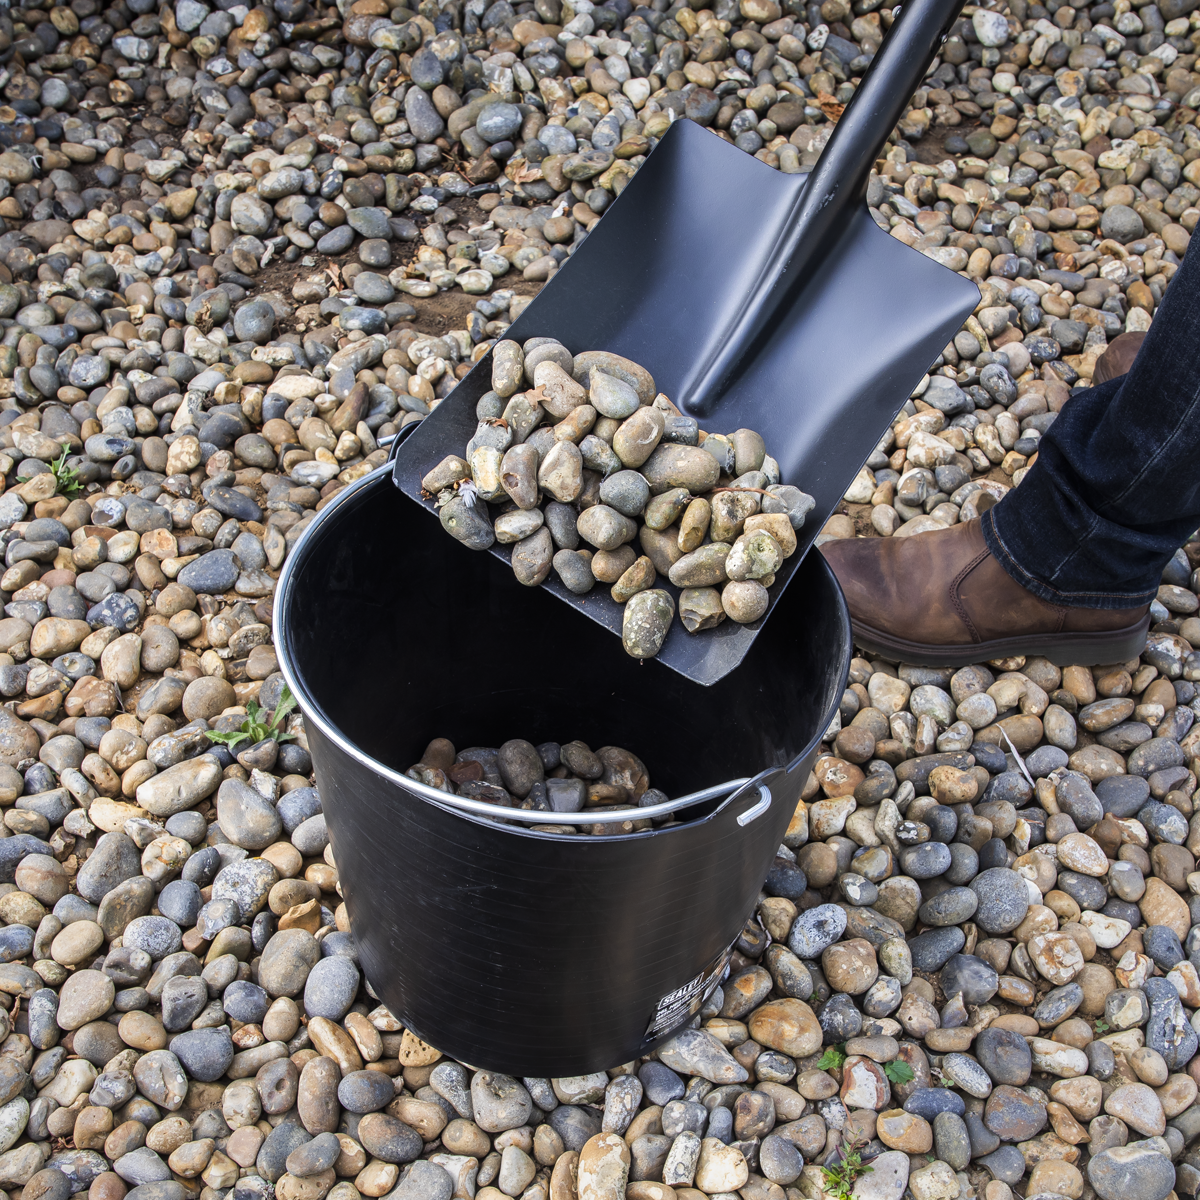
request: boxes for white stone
[1055,833,1109,876]
[867,674,911,715]
[622,78,651,107]
[852,1152,909,1200]
[894,515,951,538]
[552,1074,609,1105]
[269,375,325,400]
[458,270,493,295]
[923,246,969,272]
[840,1058,889,1110]
[0,1098,28,1154]
[1168,960,1200,1006]
[1080,910,1132,949]
[38,1058,97,1105]
[843,467,876,503]
[1027,931,1085,984]
[1105,1083,1166,1136]
[137,755,222,817]
[429,1154,478,1200]
[905,431,956,467]
[399,279,439,297]
[973,9,1011,45]
[1100,1029,1145,1053]
[694,1140,748,1194]
[1028,1038,1089,1078]
[144,159,181,182]
[0,1143,47,1188]
[809,796,857,839]
[909,1161,959,1200]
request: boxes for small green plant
[817,1045,846,1070]
[205,685,298,750]
[1094,1019,1110,1034]
[50,445,85,498]
[821,1131,874,1200]
[18,444,84,499]
[884,1060,914,1086]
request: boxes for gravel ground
[0,6,1188,1200]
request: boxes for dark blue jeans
[981,226,1200,611]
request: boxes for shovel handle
[680,0,967,417]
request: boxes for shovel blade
[394,119,980,685]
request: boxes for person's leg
[981,227,1200,610]
[821,227,1200,665]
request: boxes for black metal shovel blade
[393,117,979,685]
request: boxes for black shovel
[391,0,978,685]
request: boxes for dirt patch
[909,121,984,166]
[254,254,338,322]
[446,196,492,229]
[256,251,545,339]
[842,501,876,538]
[71,157,141,203]
[410,278,546,336]
[70,110,186,199]
[390,193,548,338]
[243,192,549,339]
[982,465,1018,493]
[408,288,483,334]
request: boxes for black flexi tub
[275,465,850,1075]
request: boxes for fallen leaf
[817,91,845,121]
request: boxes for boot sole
[850,613,1152,669]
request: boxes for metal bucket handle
[381,423,414,460]
[415,774,774,826]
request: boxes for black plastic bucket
[275,466,850,1075]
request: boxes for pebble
[940,953,998,1005]
[304,957,361,1020]
[787,903,847,957]
[969,868,1031,933]
[168,1029,233,1082]
[905,1090,965,1121]
[1089,1146,1177,1200]
[259,931,321,997]
[471,1073,533,1133]
[338,1071,396,1114]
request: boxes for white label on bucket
[645,946,733,1040]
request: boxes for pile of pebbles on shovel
[421,339,814,658]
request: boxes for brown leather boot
[819,520,1150,667]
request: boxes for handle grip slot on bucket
[736,785,772,827]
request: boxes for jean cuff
[981,507,1155,611]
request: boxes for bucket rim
[274,464,849,837]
